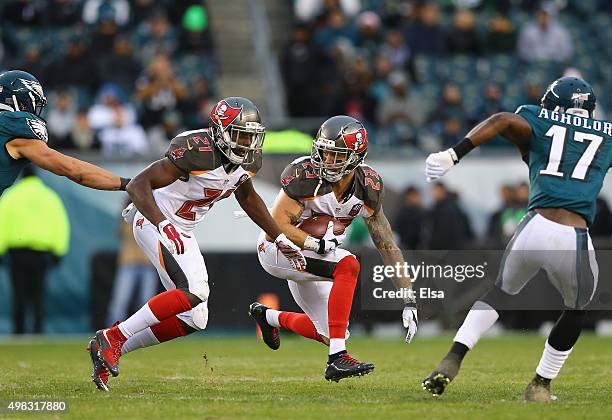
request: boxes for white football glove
[158,220,189,255]
[275,233,307,271]
[402,304,418,344]
[122,203,137,224]
[425,148,458,182]
[318,221,345,254]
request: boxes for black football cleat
[249,302,280,350]
[88,338,110,391]
[524,376,558,402]
[325,353,374,382]
[422,354,462,397]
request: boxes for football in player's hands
[297,214,345,239]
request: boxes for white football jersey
[153,129,260,231]
[280,156,384,228]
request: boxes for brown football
[297,214,345,239]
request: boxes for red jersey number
[175,188,234,221]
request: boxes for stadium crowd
[0,0,215,156]
[282,0,612,148]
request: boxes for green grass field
[0,334,611,419]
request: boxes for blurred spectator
[106,200,157,326]
[313,9,355,48]
[177,3,212,54]
[339,54,375,121]
[402,1,446,56]
[521,80,543,106]
[45,0,82,26]
[96,36,142,93]
[295,0,360,22]
[427,83,466,144]
[47,35,97,92]
[369,54,393,102]
[376,71,423,145]
[440,116,464,148]
[136,53,187,129]
[130,0,158,25]
[515,182,529,207]
[446,9,481,54]
[281,24,320,117]
[422,183,472,250]
[379,30,415,79]
[135,10,178,63]
[353,11,383,62]
[517,4,572,62]
[148,110,184,154]
[178,75,214,128]
[90,15,120,55]
[82,0,130,26]
[16,45,47,85]
[71,108,96,150]
[591,197,612,238]
[1,0,44,26]
[485,14,517,54]
[88,83,149,157]
[47,90,77,149]
[393,186,425,249]
[472,83,506,123]
[486,184,520,245]
[0,166,70,334]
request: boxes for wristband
[303,235,320,252]
[451,138,475,162]
[119,177,131,191]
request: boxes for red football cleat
[95,323,126,377]
[88,338,109,391]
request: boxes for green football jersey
[0,111,48,196]
[516,105,612,225]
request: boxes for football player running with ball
[422,77,611,401]
[88,97,306,391]
[249,116,418,382]
[0,70,130,195]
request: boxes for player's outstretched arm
[126,158,183,227]
[364,207,418,343]
[235,180,306,270]
[426,112,532,181]
[8,139,129,191]
[267,189,309,246]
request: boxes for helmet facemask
[213,120,265,165]
[311,137,362,183]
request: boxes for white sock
[118,303,159,338]
[453,300,499,349]
[265,309,281,328]
[536,341,572,380]
[329,338,346,355]
[121,327,160,355]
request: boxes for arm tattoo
[285,202,304,225]
[366,209,412,294]
[366,210,400,251]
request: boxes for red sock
[151,316,187,343]
[148,289,193,320]
[328,256,359,339]
[279,312,324,343]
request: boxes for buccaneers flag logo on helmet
[342,127,368,153]
[211,100,243,128]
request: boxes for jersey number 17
[540,124,603,181]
